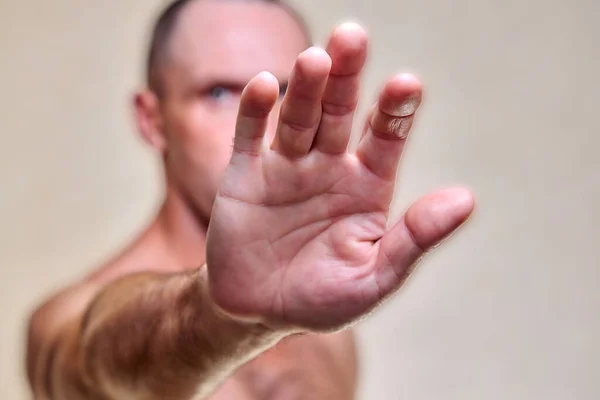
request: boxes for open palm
[207,23,474,331]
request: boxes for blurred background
[1,0,599,398]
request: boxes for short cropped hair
[146,0,311,96]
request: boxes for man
[26,0,475,398]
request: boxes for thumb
[374,187,475,297]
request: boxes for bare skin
[26,1,475,399]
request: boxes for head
[134,0,311,221]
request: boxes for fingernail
[389,115,414,139]
[372,112,414,139]
[393,94,421,117]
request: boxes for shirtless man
[26,0,475,398]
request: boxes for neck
[147,182,209,270]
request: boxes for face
[139,0,309,220]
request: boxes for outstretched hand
[207,23,474,332]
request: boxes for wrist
[199,264,294,342]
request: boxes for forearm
[44,267,284,400]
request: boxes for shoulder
[26,231,182,386]
[26,280,102,386]
[28,250,156,350]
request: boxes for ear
[134,89,166,152]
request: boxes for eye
[279,83,288,98]
[208,86,233,101]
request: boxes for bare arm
[28,267,356,400]
[30,267,278,400]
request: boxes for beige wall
[1,0,599,398]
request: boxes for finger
[313,22,368,155]
[233,71,280,156]
[374,187,475,296]
[271,46,332,159]
[356,74,422,180]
